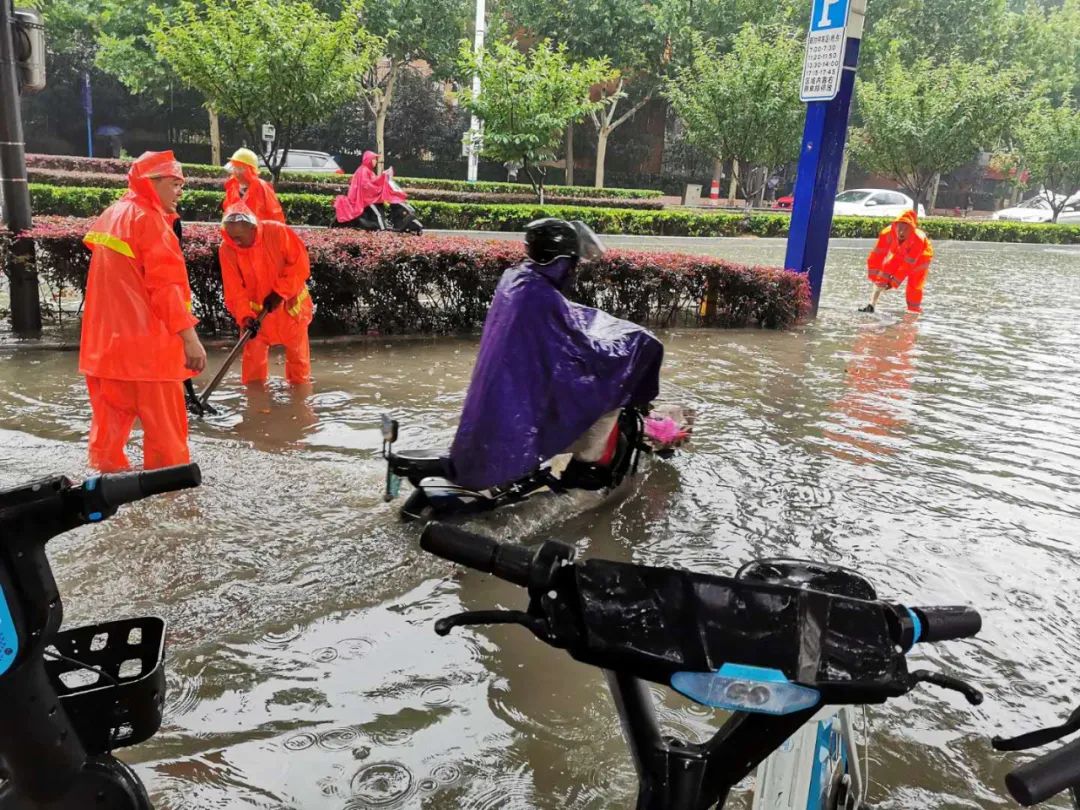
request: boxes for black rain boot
[858,304,875,313]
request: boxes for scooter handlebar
[420,523,533,588]
[1005,736,1080,806]
[910,606,982,643]
[92,464,202,510]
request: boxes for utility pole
[466,0,485,183]
[0,0,41,336]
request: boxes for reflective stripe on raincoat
[223,162,286,224]
[80,150,198,382]
[218,202,313,347]
[866,209,934,312]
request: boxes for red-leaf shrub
[5,217,808,335]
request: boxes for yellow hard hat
[228,148,260,171]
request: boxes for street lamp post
[466,0,485,183]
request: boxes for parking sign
[800,0,852,102]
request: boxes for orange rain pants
[219,206,313,384]
[86,377,189,472]
[80,150,198,471]
[866,209,934,312]
[223,164,286,224]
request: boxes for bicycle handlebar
[910,606,983,644]
[421,523,533,587]
[1005,737,1080,806]
[88,463,202,512]
[420,523,982,708]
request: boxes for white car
[992,196,1059,223]
[833,188,925,218]
[256,149,344,174]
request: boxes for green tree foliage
[151,0,379,181]
[95,1,179,99]
[352,0,468,170]
[503,0,672,188]
[1000,102,1080,221]
[663,25,803,203]
[849,55,1024,209]
[860,0,1015,73]
[457,40,615,202]
[1011,0,1080,105]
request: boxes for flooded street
[2,236,1080,808]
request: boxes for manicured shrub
[6,216,809,335]
[24,168,662,210]
[27,183,1080,243]
[23,153,662,199]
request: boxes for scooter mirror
[736,558,878,601]
[381,414,399,444]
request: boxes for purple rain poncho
[449,257,663,490]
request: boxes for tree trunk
[373,64,400,174]
[565,125,574,187]
[728,160,739,204]
[927,173,941,214]
[595,128,610,190]
[837,149,850,192]
[756,168,767,207]
[208,108,221,166]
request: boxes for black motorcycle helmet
[524,218,605,265]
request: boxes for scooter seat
[390,448,449,480]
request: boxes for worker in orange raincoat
[218,202,313,384]
[80,150,207,472]
[859,209,934,314]
[223,147,286,224]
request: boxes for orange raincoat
[80,150,197,471]
[219,203,313,384]
[866,209,934,312]
[223,162,286,224]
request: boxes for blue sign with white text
[810,0,851,32]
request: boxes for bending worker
[223,148,286,224]
[218,202,313,385]
[859,209,933,314]
[80,150,207,471]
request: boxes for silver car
[259,149,344,174]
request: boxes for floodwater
[1,236,1079,809]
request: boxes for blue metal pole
[784,35,862,315]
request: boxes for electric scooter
[418,522,985,809]
[0,464,202,809]
[381,406,690,521]
[995,705,1080,806]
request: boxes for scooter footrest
[45,617,167,755]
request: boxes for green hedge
[25,168,663,210]
[26,183,1080,243]
[24,153,662,199]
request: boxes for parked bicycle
[420,522,984,809]
[0,464,201,809]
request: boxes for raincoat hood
[127,150,184,213]
[893,209,919,233]
[220,201,260,250]
[362,150,379,170]
[448,258,663,490]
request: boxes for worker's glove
[262,291,284,313]
[241,316,261,337]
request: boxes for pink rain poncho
[334,151,409,223]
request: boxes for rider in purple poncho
[448,219,664,491]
